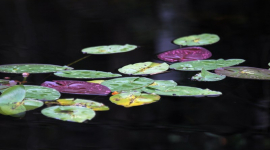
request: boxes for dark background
[0,0,270,150]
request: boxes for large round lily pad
[170,59,245,71]
[54,70,122,79]
[24,85,61,101]
[41,106,95,123]
[41,80,111,95]
[82,44,137,54]
[157,47,212,62]
[101,77,154,92]
[192,68,226,81]
[0,64,73,74]
[110,92,160,107]
[118,62,169,75]
[215,67,270,80]
[173,33,220,46]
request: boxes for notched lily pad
[82,44,137,54]
[24,85,61,101]
[170,59,245,71]
[118,62,169,75]
[157,47,212,62]
[192,68,226,81]
[173,33,220,46]
[54,70,122,79]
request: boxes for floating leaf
[101,77,154,92]
[0,103,26,117]
[41,106,95,123]
[41,80,111,95]
[192,68,226,81]
[54,70,122,79]
[215,67,270,80]
[157,47,212,62]
[118,62,169,75]
[170,59,245,71]
[82,44,137,54]
[87,80,105,84]
[22,99,44,111]
[147,80,177,90]
[110,92,160,107]
[24,85,61,101]
[173,33,220,46]
[0,85,25,104]
[0,64,73,74]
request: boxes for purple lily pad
[41,80,111,95]
[157,47,212,62]
[215,67,270,80]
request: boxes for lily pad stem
[67,55,91,67]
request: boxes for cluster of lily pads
[0,33,269,123]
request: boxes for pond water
[0,0,270,150]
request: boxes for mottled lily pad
[147,80,177,90]
[215,67,270,80]
[41,80,111,95]
[24,85,61,101]
[54,70,122,79]
[101,77,154,92]
[110,92,160,107]
[173,33,220,46]
[41,106,95,123]
[170,59,245,71]
[192,68,226,81]
[0,64,73,74]
[118,62,169,75]
[157,47,212,62]
[82,44,137,54]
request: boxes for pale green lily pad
[143,85,222,97]
[54,70,122,79]
[24,85,61,101]
[170,59,245,71]
[192,68,226,81]
[23,99,44,111]
[147,80,177,91]
[0,85,25,104]
[101,77,154,92]
[173,33,220,46]
[0,103,26,117]
[82,44,137,54]
[110,92,160,107]
[41,106,96,123]
[118,62,169,75]
[0,64,73,74]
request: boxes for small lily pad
[23,99,44,111]
[118,62,169,75]
[54,70,122,79]
[110,92,160,107]
[157,47,212,62]
[24,85,61,101]
[192,68,226,81]
[0,64,73,74]
[41,106,95,123]
[82,44,137,54]
[173,33,220,46]
[170,59,245,71]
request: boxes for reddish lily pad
[157,47,212,62]
[41,80,111,95]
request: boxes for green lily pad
[192,68,226,81]
[147,80,177,90]
[173,33,220,46]
[101,77,154,92]
[143,85,222,97]
[0,64,73,74]
[54,70,122,79]
[24,85,61,101]
[118,62,169,75]
[82,44,137,54]
[0,85,25,104]
[41,106,96,123]
[170,59,245,71]
[110,92,160,107]
[0,103,26,117]
[23,99,44,111]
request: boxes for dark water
[0,0,270,150]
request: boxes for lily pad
[41,80,111,95]
[41,106,95,123]
[118,62,169,75]
[157,47,212,62]
[0,85,25,104]
[0,64,73,74]
[192,68,226,81]
[147,80,177,90]
[101,77,154,92]
[54,70,122,79]
[110,92,160,107]
[24,85,61,101]
[170,59,245,71]
[23,99,44,111]
[87,80,105,84]
[82,44,137,54]
[173,33,220,46]
[215,67,270,80]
